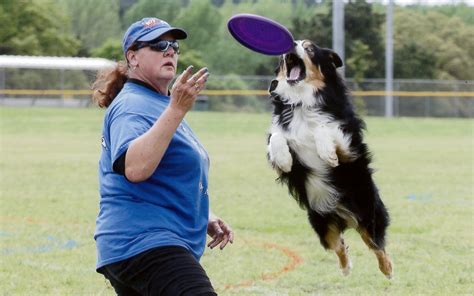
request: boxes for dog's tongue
[289,66,301,80]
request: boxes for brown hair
[92,61,129,108]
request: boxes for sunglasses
[136,40,180,54]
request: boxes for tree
[344,0,384,77]
[91,39,123,61]
[174,1,222,54]
[291,8,332,47]
[207,0,313,75]
[392,9,474,80]
[291,0,384,78]
[124,0,183,29]
[346,40,375,83]
[59,0,121,56]
[0,0,79,56]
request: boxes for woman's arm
[124,66,209,182]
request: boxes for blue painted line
[0,233,79,255]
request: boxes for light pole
[385,0,394,117]
[332,0,345,77]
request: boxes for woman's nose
[163,46,175,57]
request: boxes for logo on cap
[142,18,163,28]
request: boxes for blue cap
[122,17,187,53]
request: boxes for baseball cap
[122,17,187,53]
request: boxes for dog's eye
[305,47,314,53]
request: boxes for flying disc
[227,13,294,55]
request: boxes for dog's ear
[322,48,343,69]
[328,50,343,68]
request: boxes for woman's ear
[126,50,138,68]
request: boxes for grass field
[1,107,473,295]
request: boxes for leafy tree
[291,0,384,78]
[408,3,474,26]
[0,0,79,56]
[175,1,222,52]
[205,0,313,75]
[392,9,474,80]
[91,39,123,61]
[345,0,384,77]
[393,42,437,79]
[124,0,183,29]
[346,40,375,83]
[59,0,121,56]
[176,43,207,73]
[291,8,332,47]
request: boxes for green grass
[1,107,473,295]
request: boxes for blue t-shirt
[94,81,210,269]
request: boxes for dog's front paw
[273,150,293,173]
[314,127,339,167]
[318,148,339,167]
[268,133,293,173]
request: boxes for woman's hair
[92,61,129,108]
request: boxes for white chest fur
[270,107,344,213]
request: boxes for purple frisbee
[227,13,294,56]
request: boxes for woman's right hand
[169,66,209,116]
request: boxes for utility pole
[385,0,394,117]
[332,0,345,77]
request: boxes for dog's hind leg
[357,201,393,279]
[308,211,351,276]
[326,224,352,276]
[359,228,393,278]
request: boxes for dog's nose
[269,79,279,93]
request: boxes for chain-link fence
[0,67,472,118]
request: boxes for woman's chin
[158,71,176,81]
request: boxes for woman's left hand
[207,213,234,250]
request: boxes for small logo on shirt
[101,136,107,150]
[199,182,208,196]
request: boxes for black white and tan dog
[266,40,393,278]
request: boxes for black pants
[98,246,217,296]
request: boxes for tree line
[1,0,473,80]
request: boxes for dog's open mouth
[285,53,306,84]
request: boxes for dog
[266,40,393,278]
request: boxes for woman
[92,17,233,296]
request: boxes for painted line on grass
[221,239,304,292]
[1,216,304,290]
[0,215,93,228]
[0,216,90,255]
[1,232,78,255]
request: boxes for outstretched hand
[207,213,234,250]
[169,65,209,115]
